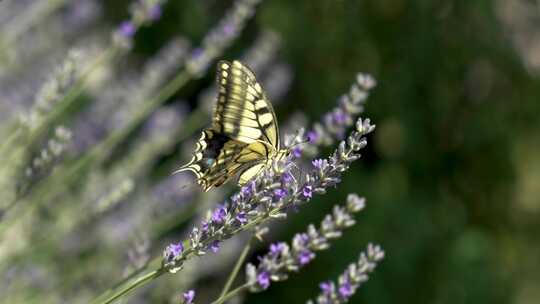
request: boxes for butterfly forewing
[214,60,280,149]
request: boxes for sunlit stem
[90,262,166,304]
[211,284,251,304]
[219,235,255,298]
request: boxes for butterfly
[175,60,289,191]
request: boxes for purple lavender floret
[118,21,136,38]
[147,4,162,21]
[292,146,303,158]
[163,242,183,261]
[236,212,248,225]
[240,181,256,197]
[281,171,294,184]
[191,47,204,59]
[182,289,195,304]
[273,188,287,200]
[298,249,315,265]
[333,109,348,124]
[302,185,313,199]
[208,240,220,253]
[201,221,209,233]
[270,242,286,256]
[338,281,354,298]
[257,271,271,289]
[312,159,325,169]
[307,130,319,143]
[223,23,236,36]
[320,281,334,295]
[294,233,310,246]
[211,205,227,224]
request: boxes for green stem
[211,283,251,304]
[91,265,165,304]
[219,236,254,298]
[0,128,21,157]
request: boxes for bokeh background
[1,0,539,303]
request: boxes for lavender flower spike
[162,117,375,274]
[299,73,376,157]
[186,0,262,76]
[113,0,168,48]
[307,244,385,304]
[246,194,368,292]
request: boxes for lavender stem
[219,235,255,298]
[210,283,251,304]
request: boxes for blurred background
[1,0,539,303]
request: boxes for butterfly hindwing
[175,130,269,191]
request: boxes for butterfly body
[175,60,288,191]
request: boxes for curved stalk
[91,262,166,304]
[219,236,254,298]
[211,283,251,304]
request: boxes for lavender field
[0,1,539,304]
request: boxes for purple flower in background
[270,242,286,256]
[302,185,313,199]
[273,188,287,200]
[294,233,309,246]
[191,47,204,59]
[257,271,271,289]
[148,4,162,21]
[307,130,319,143]
[292,146,302,158]
[333,109,348,124]
[211,205,227,224]
[118,21,136,38]
[338,280,353,298]
[182,289,195,304]
[320,281,334,295]
[209,240,220,253]
[297,249,315,265]
[223,23,235,36]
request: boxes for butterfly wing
[237,162,266,185]
[175,130,268,191]
[213,60,280,150]
[175,60,282,191]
